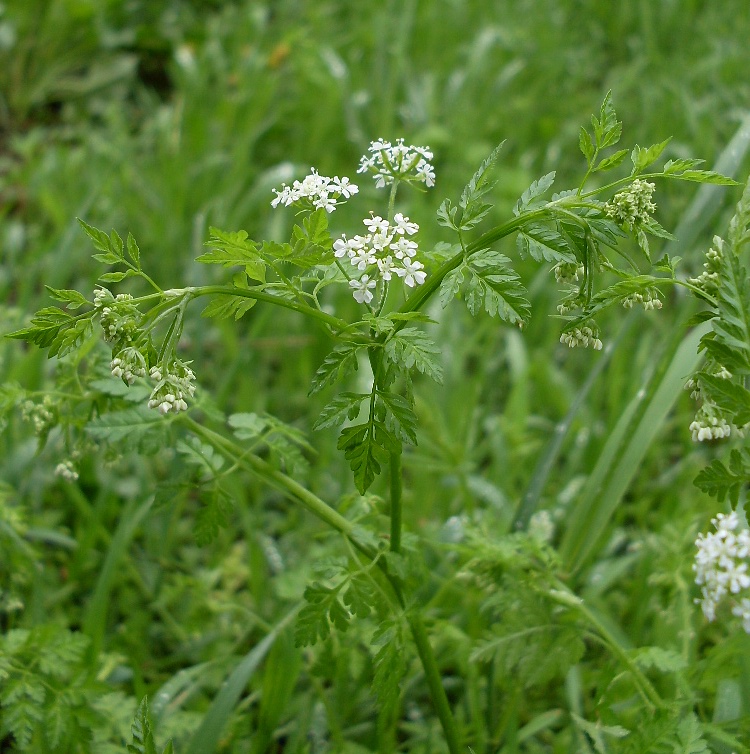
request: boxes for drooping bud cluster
[21,396,56,435]
[553,262,583,284]
[686,364,739,442]
[357,139,435,188]
[604,179,657,230]
[694,511,750,631]
[271,169,358,213]
[334,213,427,304]
[147,360,196,415]
[688,235,724,296]
[94,288,142,349]
[560,324,603,350]
[110,347,147,385]
[55,460,79,482]
[621,288,663,310]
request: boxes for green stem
[550,583,665,710]
[189,285,362,338]
[408,613,463,754]
[389,450,402,553]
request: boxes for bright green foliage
[695,449,750,505]
[384,328,443,384]
[371,619,408,717]
[127,697,173,754]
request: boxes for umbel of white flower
[358,138,435,188]
[604,179,657,230]
[335,213,427,304]
[271,169,358,213]
[560,324,603,350]
[147,360,196,415]
[694,511,750,632]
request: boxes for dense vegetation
[3,1,750,752]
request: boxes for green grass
[3,1,750,752]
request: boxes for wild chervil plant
[6,93,750,752]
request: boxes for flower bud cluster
[689,235,724,295]
[689,404,732,442]
[55,460,79,482]
[553,262,583,284]
[147,360,196,415]
[694,511,750,630]
[604,179,656,230]
[21,396,56,435]
[622,288,663,310]
[560,324,603,350]
[271,169,358,213]
[357,139,435,188]
[110,347,147,385]
[94,288,142,349]
[334,213,427,304]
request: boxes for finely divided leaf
[516,224,577,263]
[579,126,595,165]
[668,170,737,185]
[514,172,555,215]
[313,393,367,430]
[377,391,418,445]
[591,90,622,149]
[694,449,750,505]
[466,249,531,325]
[309,345,360,395]
[384,327,443,384]
[198,227,266,282]
[295,583,351,647]
[630,138,671,174]
[44,287,90,310]
[337,421,394,494]
[371,620,407,716]
[593,148,629,173]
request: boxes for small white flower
[391,237,418,259]
[350,274,377,304]
[363,215,390,234]
[350,246,376,270]
[377,255,397,281]
[393,213,419,235]
[397,258,427,288]
[331,176,358,198]
[55,460,79,482]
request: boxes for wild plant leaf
[341,573,377,619]
[337,421,394,494]
[86,406,166,451]
[651,714,708,754]
[516,223,577,263]
[377,390,418,445]
[436,198,459,230]
[465,249,531,325]
[632,646,688,674]
[78,218,124,261]
[514,172,555,215]
[371,619,407,716]
[593,148,629,172]
[697,373,750,426]
[591,90,621,149]
[579,126,595,165]
[44,287,90,310]
[667,169,738,185]
[694,449,750,505]
[712,245,750,370]
[126,232,141,269]
[630,138,671,174]
[295,582,351,647]
[198,227,266,282]
[289,208,333,267]
[99,270,138,283]
[309,345,360,395]
[313,392,367,430]
[127,697,158,754]
[571,713,629,754]
[663,158,704,175]
[456,141,505,229]
[194,487,233,546]
[729,175,750,251]
[176,436,225,475]
[439,265,465,308]
[384,327,443,384]
[201,290,257,320]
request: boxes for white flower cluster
[560,325,603,350]
[605,179,656,230]
[55,460,79,482]
[271,169,358,213]
[147,360,196,415]
[110,347,147,385]
[334,213,427,304]
[689,235,724,296]
[689,405,732,442]
[694,511,750,630]
[622,288,663,310]
[21,396,55,435]
[357,138,435,189]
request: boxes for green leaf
[663,157,704,175]
[698,373,750,425]
[99,270,137,283]
[127,232,141,268]
[436,198,459,230]
[579,126,594,165]
[591,90,622,149]
[6,307,94,358]
[384,327,443,384]
[712,243,750,370]
[337,421,394,494]
[308,345,360,395]
[694,449,750,505]
[371,620,407,716]
[466,249,531,325]
[198,227,266,282]
[313,393,367,430]
[342,573,377,619]
[78,218,122,258]
[456,141,505,230]
[86,406,166,451]
[570,714,629,754]
[593,148,629,172]
[439,265,465,308]
[516,224,577,263]
[668,170,738,185]
[43,287,90,310]
[194,487,233,546]
[289,208,333,267]
[377,390,418,445]
[630,138,672,174]
[295,583,351,646]
[201,292,257,320]
[514,172,555,215]
[127,697,158,754]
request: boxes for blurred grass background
[2,0,750,750]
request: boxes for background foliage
[2,0,750,751]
